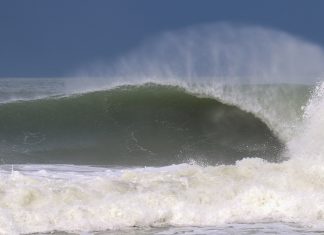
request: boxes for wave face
[0,83,284,165]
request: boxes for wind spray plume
[75,23,324,85]
[66,24,324,142]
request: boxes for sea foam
[0,159,324,234]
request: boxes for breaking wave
[0,23,324,234]
[0,83,292,165]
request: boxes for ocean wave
[0,83,284,165]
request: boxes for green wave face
[0,84,283,166]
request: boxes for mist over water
[73,23,324,86]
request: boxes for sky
[1,0,324,78]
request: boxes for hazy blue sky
[1,0,324,77]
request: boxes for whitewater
[1,24,324,234]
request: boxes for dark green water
[0,84,282,165]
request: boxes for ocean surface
[0,78,324,234]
